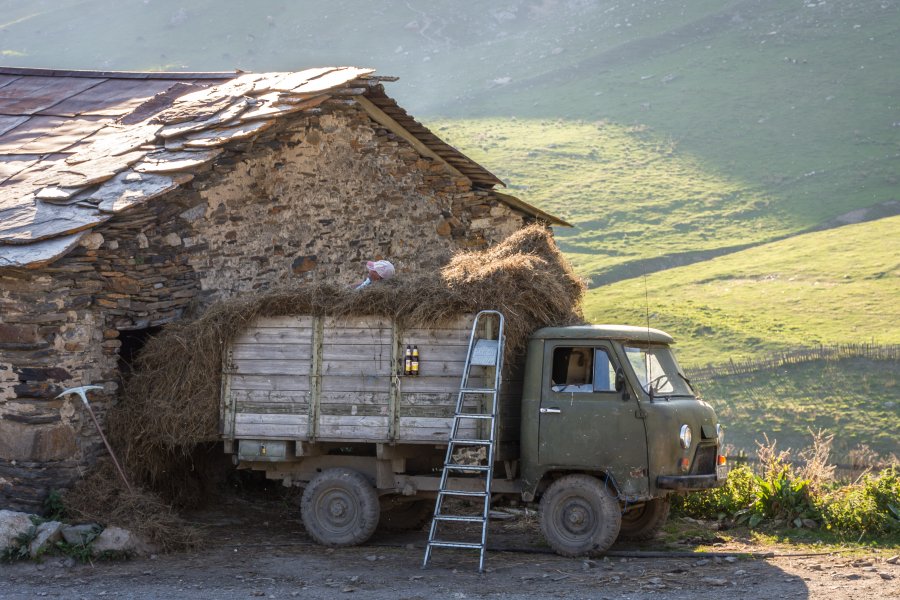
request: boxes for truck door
[538,342,650,498]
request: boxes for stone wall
[0,99,530,510]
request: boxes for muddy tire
[618,497,670,542]
[378,497,434,532]
[301,468,379,546]
[539,474,621,557]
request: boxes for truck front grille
[691,444,717,475]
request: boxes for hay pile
[65,225,584,539]
[62,461,200,552]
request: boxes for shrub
[822,466,900,536]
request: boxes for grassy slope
[581,215,900,365]
[698,357,899,459]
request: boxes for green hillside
[698,356,899,460]
[582,215,900,366]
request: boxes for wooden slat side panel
[230,358,312,376]
[233,327,314,345]
[233,412,309,439]
[320,374,392,393]
[230,343,313,361]
[397,417,478,441]
[318,415,389,440]
[228,374,311,392]
[252,315,316,328]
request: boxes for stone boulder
[61,523,101,546]
[0,510,33,549]
[90,526,153,556]
[29,520,64,557]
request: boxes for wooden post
[308,316,323,442]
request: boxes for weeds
[673,432,900,541]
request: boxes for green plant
[823,466,900,536]
[0,526,37,564]
[43,489,67,521]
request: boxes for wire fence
[685,343,899,383]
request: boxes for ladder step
[448,439,493,446]
[453,413,493,420]
[434,515,485,523]
[439,489,488,498]
[460,388,496,394]
[444,464,490,472]
[428,540,484,550]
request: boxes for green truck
[221,314,726,556]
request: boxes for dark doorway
[117,325,163,377]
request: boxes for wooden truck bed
[221,315,522,459]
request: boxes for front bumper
[657,473,725,491]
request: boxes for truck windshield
[623,344,694,398]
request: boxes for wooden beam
[354,96,469,183]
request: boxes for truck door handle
[540,407,561,414]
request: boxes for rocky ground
[1,495,897,599]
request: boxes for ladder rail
[424,310,505,573]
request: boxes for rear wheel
[539,474,621,557]
[618,497,671,541]
[301,468,380,546]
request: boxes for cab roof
[530,324,675,344]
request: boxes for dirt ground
[2,494,897,599]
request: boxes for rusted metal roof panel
[14,117,107,154]
[37,78,179,117]
[0,76,104,115]
[0,115,29,136]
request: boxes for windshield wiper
[677,372,696,394]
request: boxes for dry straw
[65,225,585,543]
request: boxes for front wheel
[539,474,621,557]
[618,497,670,541]
[301,468,380,546]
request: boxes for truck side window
[550,347,616,393]
[592,349,616,392]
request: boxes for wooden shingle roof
[0,66,567,269]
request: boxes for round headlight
[679,424,692,449]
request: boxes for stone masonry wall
[0,99,530,510]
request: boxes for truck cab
[517,325,725,553]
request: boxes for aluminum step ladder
[423,310,505,573]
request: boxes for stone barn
[0,66,567,511]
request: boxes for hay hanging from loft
[102,224,584,496]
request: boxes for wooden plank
[321,343,393,361]
[250,315,315,328]
[397,417,477,441]
[317,415,389,440]
[233,327,314,345]
[230,358,312,376]
[234,402,309,414]
[318,403,389,417]
[398,376,485,394]
[234,422,308,439]
[319,391,391,406]
[320,375,392,393]
[323,315,392,329]
[230,389,309,403]
[320,361,392,377]
[228,374,311,392]
[230,343,313,361]
[319,327,391,343]
[235,412,307,425]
